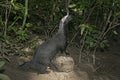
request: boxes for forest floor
[3,55,88,80]
[3,37,120,80]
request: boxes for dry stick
[95,11,99,26]
[67,6,96,64]
[81,7,96,56]
[92,3,117,65]
[98,1,115,39]
[93,10,118,62]
[49,1,58,37]
[92,10,113,65]
[100,24,120,43]
[110,23,120,29]
[86,46,91,63]
[82,4,96,23]
[84,6,96,23]
[101,16,119,39]
[79,30,88,63]
[68,6,95,47]
[78,6,95,63]
[67,4,96,63]
[99,1,115,39]
[50,25,57,34]
[102,10,112,37]
[67,30,79,47]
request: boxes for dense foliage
[0,0,120,63]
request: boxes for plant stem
[21,0,28,29]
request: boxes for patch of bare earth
[3,37,120,80]
[3,56,91,80]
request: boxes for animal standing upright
[20,14,72,74]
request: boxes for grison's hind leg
[31,62,48,74]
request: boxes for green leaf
[80,26,85,35]
[0,74,11,80]
[0,61,5,68]
[113,30,118,35]
[25,23,32,28]
[100,43,105,48]
[100,40,109,48]
[79,24,89,35]
[69,4,76,8]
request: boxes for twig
[79,30,88,63]
[67,30,79,47]
[110,23,120,29]
[84,6,95,23]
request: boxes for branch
[110,23,120,29]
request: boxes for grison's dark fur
[20,14,72,74]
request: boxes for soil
[3,56,89,80]
[2,36,120,80]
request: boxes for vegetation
[0,61,11,80]
[0,0,120,65]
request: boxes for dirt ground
[3,48,120,80]
[3,56,90,80]
[2,36,120,80]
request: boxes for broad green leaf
[113,30,118,35]
[79,24,89,35]
[69,4,76,8]
[0,61,5,68]
[0,74,11,80]
[80,26,85,35]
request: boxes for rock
[53,55,74,72]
